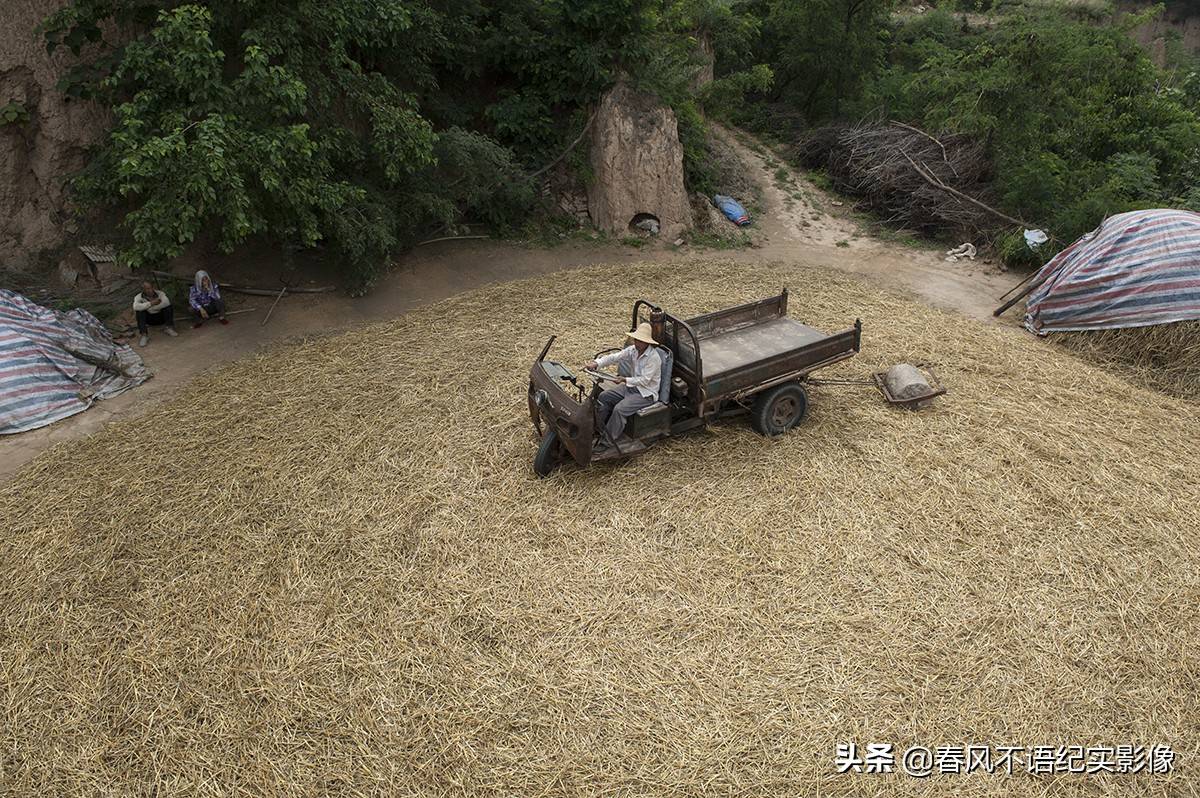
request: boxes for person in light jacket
[585,322,662,448]
[132,280,177,347]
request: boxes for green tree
[756,0,892,119]
[43,0,702,287]
[459,0,668,158]
[43,1,455,287]
[900,8,1200,239]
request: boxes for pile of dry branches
[2,261,1198,796]
[797,121,1005,235]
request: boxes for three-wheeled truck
[527,289,863,477]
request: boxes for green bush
[0,101,30,126]
[866,5,1200,248]
[993,228,1048,270]
[755,0,892,119]
[677,100,717,196]
[727,0,1200,261]
[698,64,773,121]
[431,128,535,232]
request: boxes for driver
[586,322,662,448]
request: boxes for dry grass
[1050,320,1200,402]
[2,260,1199,797]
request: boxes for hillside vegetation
[726,1,1200,258]
[40,0,1200,279]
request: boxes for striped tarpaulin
[0,289,150,435]
[1024,209,1200,335]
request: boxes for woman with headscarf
[188,270,227,327]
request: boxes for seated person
[189,269,228,327]
[132,280,177,346]
[585,322,662,448]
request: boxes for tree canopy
[41,0,1200,275]
[865,5,1200,245]
[43,0,736,288]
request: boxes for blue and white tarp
[1024,209,1200,335]
[0,289,150,434]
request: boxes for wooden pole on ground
[993,278,1046,318]
[150,270,334,294]
[262,287,287,326]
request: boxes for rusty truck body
[527,289,861,476]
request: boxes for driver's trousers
[597,386,655,443]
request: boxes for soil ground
[0,129,1024,483]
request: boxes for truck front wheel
[533,429,564,477]
[751,382,809,437]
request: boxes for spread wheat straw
[2,260,1198,797]
[1050,319,1200,401]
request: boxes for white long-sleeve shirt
[132,289,170,313]
[597,345,663,400]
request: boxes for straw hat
[627,322,659,346]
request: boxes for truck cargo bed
[699,317,829,377]
[636,288,860,412]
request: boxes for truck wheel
[751,382,809,437]
[533,429,563,478]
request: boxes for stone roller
[808,362,947,409]
[872,363,946,409]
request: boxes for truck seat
[634,347,673,418]
[657,347,673,404]
[624,347,674,438]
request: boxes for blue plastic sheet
[713,195,751,227]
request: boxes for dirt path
[0,129,1024,483]
[713,126,1018,318]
